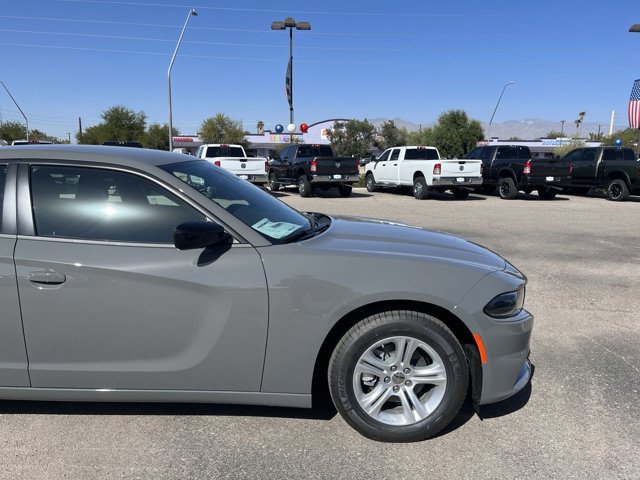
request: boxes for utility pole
[78,117,83,140]
[67,132,71,144]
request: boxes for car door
[369,149,391,183]
[563,149,590,185]
[377,148,400,183]
[0,164,30,387]
[14,163,269,392]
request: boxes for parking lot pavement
[2,189,639,480]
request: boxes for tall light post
[488,81,515,141]
[168,8,197,151]
[560,120,565,136]
[271,17,311,139]
[1,81,29,142]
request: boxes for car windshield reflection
[160,160,312,243]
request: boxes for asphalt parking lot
[2,188,639,479]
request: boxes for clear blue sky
[1,0,639,139]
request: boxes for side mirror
[174,220,230,250]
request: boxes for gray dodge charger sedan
[0,145,532,442]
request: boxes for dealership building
[172,119,345,158]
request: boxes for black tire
[452,188,469,200]
[365,173,379,192]
[537,186,557,200]
[268,172,280,192]
[298,175,311,197]
[328,310,468,443]
[498,177,518,199]
[606,179,629,201]
[413,176,429,200]
[338,184,353,197]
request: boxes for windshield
[160,160,312,243]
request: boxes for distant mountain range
[367,117,627,140]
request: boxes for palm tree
[256,120,265,135]
[574,111,586,138]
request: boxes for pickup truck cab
[267,144,359,197]
[195,144,267,185]
[365,146,483,200]
[466,145,572,200]
[562,147,639,201]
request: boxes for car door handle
[393,163,397,166]
[27,271,67,285]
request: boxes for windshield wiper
[281,219,330,244]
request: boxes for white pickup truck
[364,146,483,199]
[194,144,268,184]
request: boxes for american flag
[629,79,640,129]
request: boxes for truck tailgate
[313,157,359,175]
[440,159,482,177]
[531,159,572,177]
[210,157,266,176]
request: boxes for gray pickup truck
[561,146,639,201]
[267,144,360,197]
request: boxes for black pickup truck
[267,144,360,197]
[465,145,572,199]
[561,147,639,201]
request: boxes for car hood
[310,215,507,272]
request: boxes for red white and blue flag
[629,79,640,129]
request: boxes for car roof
[0,144,192,169]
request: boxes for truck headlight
[483,287,525,319]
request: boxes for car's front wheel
[268,172,280,191]
[606,179,629,201]
[328,311,468,442]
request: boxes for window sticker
[252,218,302,239]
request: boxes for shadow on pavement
[0,399,338,421]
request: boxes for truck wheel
[338,185,353,197]
[365,173,379,192]
[452,188,469,200]
[413,177,429,200]
[606,179,629,201]
[498,177,518,199]
[537,186,557,200]
[328,310,468,442]
[298,175,312,197]
[268,172,280,192]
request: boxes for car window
[563,149,583,162]
[583,149,596,162]
[404,148,439,160]
[160,160,311,243]
[623,149,636,161]
[0,165,6,233]
[496,147,518,160]
[518,147,531,160]
[377,150,390,162]
[466,148,481,159]
[30,166,205,243]
[389,149,400,161]
[204,146,244,158]
[296,145,333,157]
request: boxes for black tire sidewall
[499,177,517,199]
[329,312,468,442]
[298,175,311,197]
[607,179,629,201]
[365,173,376,192]
[268,172,280,191]
[413,177,428,199]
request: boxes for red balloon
[299,123,309,133]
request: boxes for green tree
[574,111,586,138]
[29,129,59,143]
[407,127,434,146]
[545,130,566,138]
[0,120,27,143]
[600,128,640,148]
[428,110,484,158]
[326,119,376,158]
[144,123,179,151]
[554,141,584,158]
[375,120,408,151]
[199,113,247,147]
[78,105,147,144]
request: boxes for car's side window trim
[0,163,17,235]
[18,162,244,245]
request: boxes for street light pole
[168,8,197,152]
[560,120,565,136]
[488,81,515,141]
[271,17,311,141]
[1,81,29,142]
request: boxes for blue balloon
[614,138,622,146]
[275,124,284,133]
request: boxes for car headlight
[483,287,525,319]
